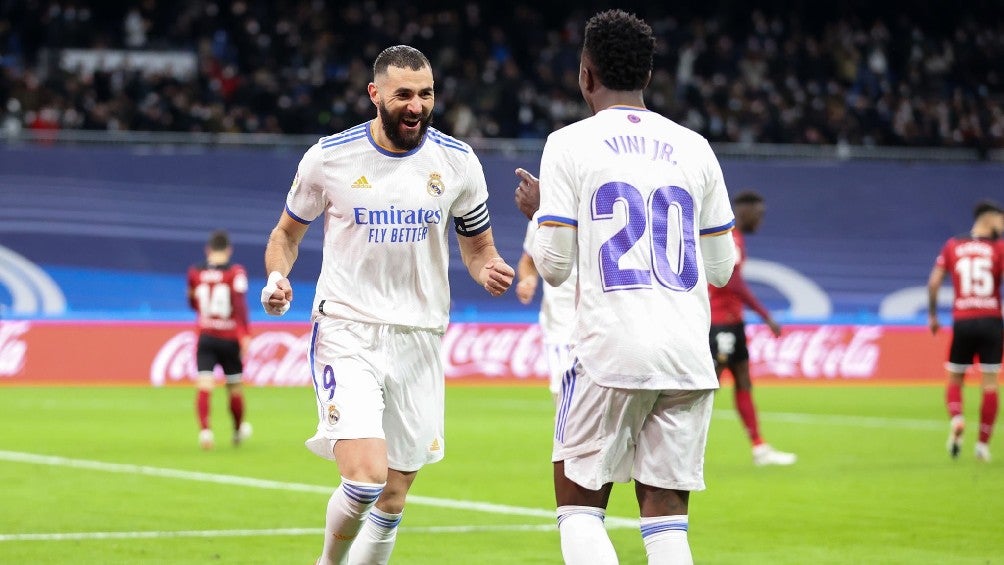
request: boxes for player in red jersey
[927,200,1004,462]
[187,229,252,450]
[708,190,796,466]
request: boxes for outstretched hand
[481,257,515,297]
[514,168,540,220]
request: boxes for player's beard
[377,100,432,151]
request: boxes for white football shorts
[553,360,715,491]
[304,317,445,472]
[544,341,574,395]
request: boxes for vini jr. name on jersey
[604,135,676,163]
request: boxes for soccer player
[516,10,736,564]
[260,45,514,565]
[515,193,577,404]
[708,190,796,466]
[927,200,1004,462]
[186,229,252,450]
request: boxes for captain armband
[453,201,491,236]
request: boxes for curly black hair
[207,229,231,251]
[582,10,655,91]
[733,190,765,206]
[973,199,1003,219]
[373,45,431,77]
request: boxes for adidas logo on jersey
[351,176,372,189]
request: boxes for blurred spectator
[0,1,1001,150]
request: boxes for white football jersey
[286,123,490,332]
[535,106,735,390]
[522,220,576,345]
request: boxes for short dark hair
[973,199,1003,219]
[373,45,430,77]
[207,229,230,251]
[583,10,654,91]
[733,190,765,206]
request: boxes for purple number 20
[592,182,698,292]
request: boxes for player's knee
[196,374,215,391]
[376,487,408,514]
[335,455,388,485]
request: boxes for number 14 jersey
[536,106,734,390]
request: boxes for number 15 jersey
[935,234,1004,321]
[536,106,734,390]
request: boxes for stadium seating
[1,2,1001,149]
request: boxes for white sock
[641,515,691,565]
[346,506,402,565]
[556,505,618,565]
[318,477,385,565]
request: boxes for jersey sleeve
[522,220,535,254]
[698,144,735,236]
[449,150,490,218]
[537,133,578,228]
[284,143,327,225]
[449,150,491,236]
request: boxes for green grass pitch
[0,384,1001,564]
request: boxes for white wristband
[261,271,290,316]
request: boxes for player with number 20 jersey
[537,108,735,390]
[522,11,737,563]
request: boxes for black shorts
[196,334,243,378]
[948,317,1003,371]
[710,323,749,367]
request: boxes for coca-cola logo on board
[747,325,882,379]
[0,321,30,378]
[150,330,313,386]
[441,323,548,380]
[150,323,552,386]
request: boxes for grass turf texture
[0,384,1000,564]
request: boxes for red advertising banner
[0,320,971,386]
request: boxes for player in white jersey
[260,45,514,565]
[516,212,577,401]
[515,11,736,565]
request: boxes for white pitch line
[0,524,579,543]
[0,450,638,530]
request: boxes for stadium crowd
[1,1,1001,149]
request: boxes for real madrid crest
[327,404,340,425]
[427,172,445,197]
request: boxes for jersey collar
[366,120,427,158]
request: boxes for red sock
[735,389,763,446]
[946,382,963,418]
[229,392,245,431]
[196,389,211,430]
[979,389,998,444]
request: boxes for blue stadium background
[0,143,1001,325]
